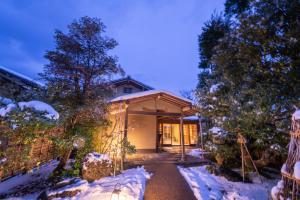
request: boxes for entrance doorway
[161,123,197,146]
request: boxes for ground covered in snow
[0,160,59,199]
[47,166,151,200]
[187,148,209,159]
[0,165,151,200]
[178,165,278,200]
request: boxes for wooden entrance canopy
[110,90,197,115]
[109,90,199,161]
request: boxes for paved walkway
[126,148,210,200]
[144,162,197,200]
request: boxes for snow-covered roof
[111,75,154,90]
[0,66,44,87]
[110,90,192,104]
[183,115,200,121]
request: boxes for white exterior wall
[127,114,157,150]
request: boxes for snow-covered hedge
[83,152,111,170]
[82,152,113,182]
[0,100,59,120]
[209,127,227,137]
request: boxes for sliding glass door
[161,123,197,145]
[172,124,180,145]
[162,124,172,145]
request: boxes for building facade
[110,76,200,152]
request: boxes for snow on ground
[1,164,151,200]
[271,180,284,200]
[179,165,277,200]
[0,160,59,197]
[47,166,151,200]
[187,149,209,158]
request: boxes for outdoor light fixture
[111,192,119,200]
[110,184,121,200]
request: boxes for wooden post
[180,115,185,161]
[121,103,129,171]
[198,117,203,149]
[124,105,129,140]
[243,143,263,183]
[241,142,245,182]
[154,97,159,153]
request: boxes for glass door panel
[184,125,190,145]
[172,124,180,145]
[190,124,198,145]
[162,124,172,145]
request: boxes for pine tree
[40,16,124,170]
[197,0,300,167]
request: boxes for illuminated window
[190,124,198,144]
[161,123,198,145]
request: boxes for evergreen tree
[40,16,123,170]
[225,0,250,16]
[197,0,300,167]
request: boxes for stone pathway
[144,162,197,200]
[128,149,204,200]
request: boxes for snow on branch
[0,100,59,120]
[209,83,223,93]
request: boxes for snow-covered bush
[209,126,228,145]
[0,100,59,178]
[82,152,113,182]
[204,126,239,167]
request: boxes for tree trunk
[53,148,72,174]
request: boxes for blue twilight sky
[0,0,224,94]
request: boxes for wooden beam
[124,107,129,139]
[160,96,190,108]
[128,110,181,117]
[180,115,185,161]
